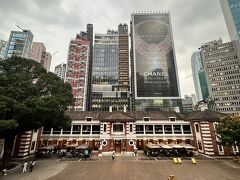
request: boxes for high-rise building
[65,33,90,111]
[90,29,130,111]
[86,24,93,111]
[220,0,240,41]
[200,39,240,115]
[182,95,194,112]
[30,42,52,71]
[118,23,130,90]
[5,30,33,59]
[191,51,209,102]
[54,63,66,81]
[78,24,94,111]
[0,40,7,61]
[130,12,181,111]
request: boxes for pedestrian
[2,168,7,176]
[112,152,115,160]
[22,161,28,173]
[29,161,36,172]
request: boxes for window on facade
[173,125,182,134]
[136,125,144,134]
[195,124,199,133]
[129,124,133,132]
[154,125,163,134]
[42,127,51,134]
[86,117,92,121]
[233,143,239,153]
[143,117,150,121]
[103,124,107,132]
[169,117,176,121]
[218,145,223,152]
[145,125,153,134]
[62,126,71,134]
[92,125,100,134]
[82,125,91,134]
[164,125,172,134]
[52,127,61,134]
[72,125,81,134]
[113,124,123,132]
[183,125,191,134]
[31,141,36,151]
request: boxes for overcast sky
[0,0,229,97]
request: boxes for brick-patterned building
[11,129,41,158]
[65,34,90,111]
[38,110,239,156]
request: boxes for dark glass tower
[90,28,130,111]
[130,12,181,111]
[86,24,93,111]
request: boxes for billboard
[132,13,180,99]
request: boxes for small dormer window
[169,117,176,121]
[143,117,150,121]
[86,117,92,121]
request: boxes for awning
[182,144,195,149]
[66,143,78,148]
[160,144,172,149]
[146,143,161,149]
[169,144,184,148]
[76,144,88,149]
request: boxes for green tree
[216,115,240,146]
[0,56,74,165]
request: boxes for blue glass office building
[5,30,33,59]
[221,0,240,40]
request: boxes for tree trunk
[2,133,15,166]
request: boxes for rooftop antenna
[15,24,24,31]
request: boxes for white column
[70,125,73,135]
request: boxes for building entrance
[115,140,121,153]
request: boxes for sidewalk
[1,161,68,180]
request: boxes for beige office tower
[30,42,52,71]
[201,39,240,115]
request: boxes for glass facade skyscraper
[5,30,33,59]
[92,30,119,85]
[221,0,240,41]
[130,12,181,111]
[90,29,130,111]
[191,51,209,102]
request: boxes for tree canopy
[216,115,240,146]
[0,56,74,137]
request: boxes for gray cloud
[0,0,229,97]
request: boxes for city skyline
[0,0,229,97]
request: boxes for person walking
[22,161,28,173]
[29,161,36,172]
[112,152,115,160]
[2,168,7,176]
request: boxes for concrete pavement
[1,157,240,180]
